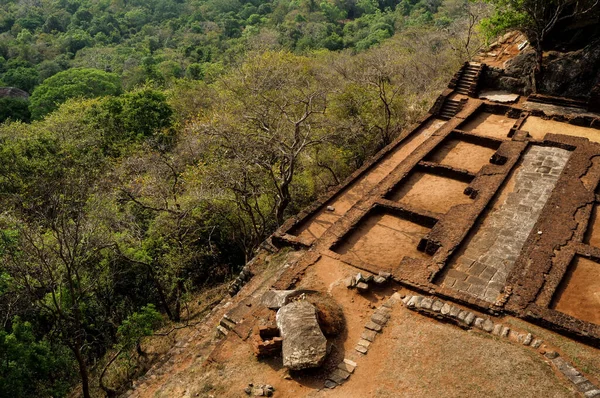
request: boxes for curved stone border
[403,295,600,397]
[324,292,403,389]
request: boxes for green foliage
[0,97,30,123]
[30,68,121,119]
[117,304,163,349]
[0,1,482,397]
[0,318,76,398]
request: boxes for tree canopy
[29,68,121,119]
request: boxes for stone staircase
[454,62,483,97]
[439,99,463,120]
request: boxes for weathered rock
[371,313,388,326]
[361,329,377,342]
[276,301,327,370]
[463,312,475,326]
[431,300,444,312]
[365,321,382,332]
[262,290,296,309]
[441,303,452,315]
[340,359,356,373]
[373,276,387,284]
[356,282,369,292]
[344,276,356,288]
[482,319,494,333]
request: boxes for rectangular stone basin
[551,256,600,326]
[386,171,473,214]
[333,210,431,271]
[459,112,514,140]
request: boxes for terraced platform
[273,61,600,345]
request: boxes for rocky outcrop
[276,300,327,370]
[540,40,600,98]
[0,87,29,99]
[483,39,600,99]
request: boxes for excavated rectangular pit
[459,111,514,140]
[425,135,500,174]
[385,170,473,214]
[332,208,433,271]
[437,145,572,303]
[551,256,600,326]
[521,116,600,143]
[584,205,600,248]
[289,118,446,242]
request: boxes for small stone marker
[482,319,494,332]
[356,282,369,292]
[326,206,335,212]
[371,313,388,326]
[355,345,368,354]
[441,303,451,315]
[361,329,377,342]
[365,321,382,332]
[357,339,371,348]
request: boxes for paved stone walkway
[440,146,571,303]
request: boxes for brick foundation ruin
[269,62,600,347]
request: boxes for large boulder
[276,301,327,370]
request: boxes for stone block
[576,381,596,393]
[365,321,382,332]
[492,324,503,336]
[446,269,468,280]
[355,345,368,354]
[432,300,444,312]
[329,368,351,384]
[357,339,371,348]
[420,297,433,310]
[361,329,377,342]
[356,282,369,292]
[464,312,475,326]
[407,296,423,308]
[371,313,388,326]
[481,319,494,332]
[584,389,600,397]
[449,306,461,317]
[531,339,543,349]
[474,318,485,329]
[441,303,452,315]
[338,360,356,374]
[324,380,337,389]
[373,276,387,284]
[457,311,468,322]
[522,333,533,345]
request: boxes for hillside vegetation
[0,0,490,397]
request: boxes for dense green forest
[0,0,494,396]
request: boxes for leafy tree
[99,305,162,397]
[30,68,121,119]
[0,97,30,123]
[0,318,76,398]
[2,66,38,92]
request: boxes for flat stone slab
[261,289,316,309]
[479,90,520,103]
[276,301,327,370]
[262,290,296,309]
